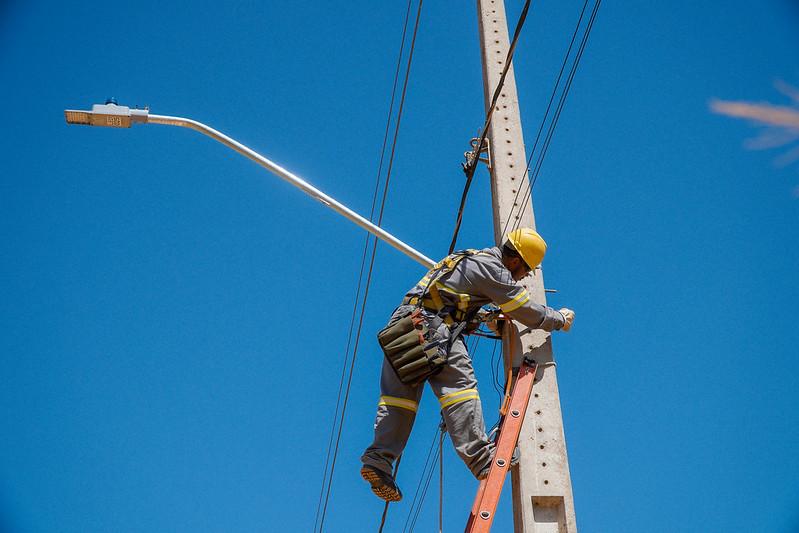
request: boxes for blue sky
[2,1,798,532]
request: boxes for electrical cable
[499,0,591,238]
[312,233,372,532]
[408,431,443,532]
[314,0,600,529]
[377,455,404,533]
[313,0,414,527]
[399,328,494,531]
[512,0,602,230]
[402,424,443,533]
[400,2,603,526]
[490,337,503,399]
[438,428,444,533]
[448,0,533,254]
[314,1,424,530]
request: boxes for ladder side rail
[465,360,538,532]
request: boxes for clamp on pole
[462,136,491,176]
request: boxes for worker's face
[507,257,531,281]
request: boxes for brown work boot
[361,465,403,502]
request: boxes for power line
[377,455,404,533]
[319,0,601,528]
[500,0,591,238]
[314,1,424,530]
[448,0,533,254]
[401,423,443,533]
[312,2,414,527]
[510,0,603,233]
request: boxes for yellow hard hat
[507,228,547,269]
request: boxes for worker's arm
[466,256,567,332]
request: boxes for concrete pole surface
[475,1,577,531]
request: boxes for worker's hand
[559,308,575,332]
[477,306,503,335]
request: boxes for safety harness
[377,250,481,385]
[400,249,481,327]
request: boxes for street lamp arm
[146,114,435,269]
[64,101,436,269]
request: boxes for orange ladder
[464,357,538,532]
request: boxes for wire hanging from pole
[402,423,444,533]
[511,0,602,231]
[499,0,591,239]
[407,431,443,532]
[438,425,444,533]
[314,1,425,531]
[313,1,414,528]
[448,0,532,254]
[377,455,404,533]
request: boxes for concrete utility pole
[475,1,577,531]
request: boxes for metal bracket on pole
[462,136,491,175]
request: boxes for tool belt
[377,308,448,386]
[378,250,482,385]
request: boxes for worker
[360,228,575,502]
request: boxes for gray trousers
[361,309,494,478]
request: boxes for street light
[65,101,148,128]
[64,101,435,269]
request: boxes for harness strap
[403,249,480,326]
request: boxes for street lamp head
[64,102,148,128]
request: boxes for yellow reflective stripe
[499,290,530,313]
[428,284,445,311]
[430,281,471,304]
[438,388,480,409]
[440,392,479,409]
[379,396,418,413]
[452,290,470,311]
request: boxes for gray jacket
[403,247,565,331]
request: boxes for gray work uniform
[361,247,566,478]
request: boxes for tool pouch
[377,308,448,386]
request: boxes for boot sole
[360,466,402,502]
